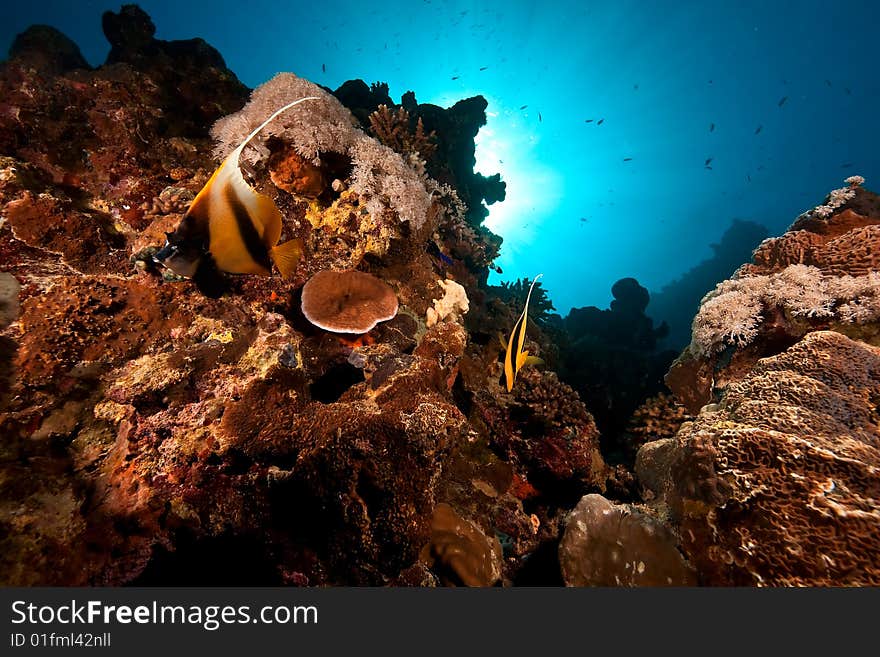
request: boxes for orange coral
[268,142,326,197]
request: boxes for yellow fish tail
[271,238,304,280]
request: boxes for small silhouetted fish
[845,87,852,95]
[708,79,713,84]
[322,63,326,72]
[778,96,787,107]
[479,66,488,70]
[597,118,604,125]
[747,174,751,182]
[841,162,853,168]
[633,83,639,90]
[580,217,588,223]
[709,122,715,132]
[538,112,542,122]
[757,165,765,170]
[755,125,762,134]
[825,79,832,87]
[705,165,712,170]
[623,157,632,162]
[584,119,594,123]
[520,104,528,109]
[705,157,713,166]
[451,75,460,80]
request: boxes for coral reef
[667,180,880,413]
[332,83,506,229]
[556,278,678,461]
[5,4,877,590]
[635,183,880,586]
[0,6,599,587]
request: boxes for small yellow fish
[155,96,318,280]
[503,273,544,392]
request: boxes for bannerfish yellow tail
[155,96,318,280]
[503,273,543,392]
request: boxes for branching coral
[369,104,437,162]
[493,277,556,324]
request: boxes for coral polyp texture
[640,331,880,585]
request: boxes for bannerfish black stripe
[225,185,272,271]
[505,313,525,376]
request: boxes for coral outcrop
[557,278,678,460]
[559,494,696,586]
[667,181,880,414]
[0,6,599,587]
[639,331,880,585]
[635,182,880,586]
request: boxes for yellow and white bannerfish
[503,273,545,392]
[155,96,318,280]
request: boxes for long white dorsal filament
[231,96,320,162]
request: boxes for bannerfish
[155,96,317,280]
[503,274,544,392]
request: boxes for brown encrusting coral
[639,331,880,585]
[631,183,880,586]
[559,494,696,586]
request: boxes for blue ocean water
[4,0,878,317]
